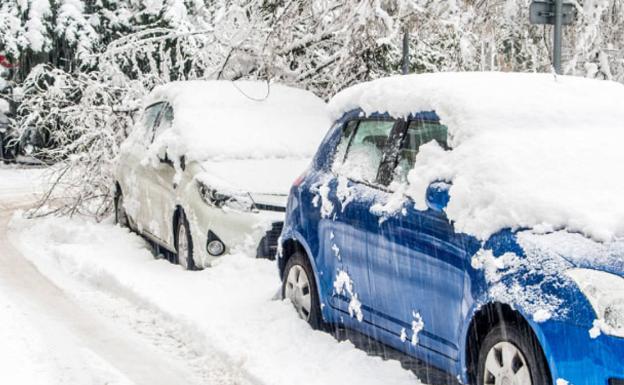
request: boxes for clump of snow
[470,249,520,284]
[590,311,624,339]
[336,175,355,212]
[532,309,553,323]
[370,187,407,224]
[333,270,364,322]
[331,243,341,260]
[329,72,624,242]
[311,179,334,219]
[144,80,330,162]
[589,319,603,339]
[410,312,424,346]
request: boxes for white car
[114,80,329,269]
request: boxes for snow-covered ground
[0,165,433,385]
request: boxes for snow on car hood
[331,72,624,242]
[518,230,624,277]
[196,158,310,206]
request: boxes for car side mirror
[158,152,173,166]
[426,181,451,212]
[158,152,185,171]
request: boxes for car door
[366,117,480,363]
[140,103,178,247]
[322,117,403,326]
[120,102,165,232]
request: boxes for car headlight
[197,181,254,212]
[566,268,624,338]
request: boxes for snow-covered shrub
[17,65,143,219]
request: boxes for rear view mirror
[426,182,451,212]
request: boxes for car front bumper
[539,320,624,385]
[188,206,284,267]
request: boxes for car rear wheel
[282,252,322,329]
[476,323,550,385]
[174,210,196,271]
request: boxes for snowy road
[0,207,205,385]
[0,166,453,385]
[0,167,257,385]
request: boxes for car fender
[279,228,333,322]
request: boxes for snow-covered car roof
[330,72,624,242]
[145,80,330,161]
[329,72,624,139]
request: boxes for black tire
[476,323,551,385]
[0,131,5,161]
[282,252,323,329]
[114,188,130,228]
[174,210,196,271]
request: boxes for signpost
[530,0,577,74]
[402,31,409,75]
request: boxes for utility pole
[553,0,563,74]
[530,0,576,74]
[402,31,409,75]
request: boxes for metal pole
[402,31,409,75]
[553,0,563,74]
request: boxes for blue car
[278,73,624,385]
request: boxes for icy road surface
[0,166,452,385]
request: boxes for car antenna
[230,79,271,102]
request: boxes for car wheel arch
[172,205,184,245]
[279,237,329,313]
[463,302,552,384]
[279,238,308,278]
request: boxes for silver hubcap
[284,265,312,321]
[177,222,189,269]
[483,342,532,385]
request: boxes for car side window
[334,119,396,184]
[393,119,449,184]
[152,104,174,141]
[142,102,165,143]
[331,120,358,172]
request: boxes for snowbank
[9,215,420,385]
[330,72,624,241]
[145,80,330,161]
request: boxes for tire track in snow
[0,203,256,385]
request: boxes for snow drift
[9,214,420,385]
[329,72,624,241]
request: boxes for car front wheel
[476,323,550,385]
[174,210,196,271]
[282,252,322,329]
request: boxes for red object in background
[0,55,17,68]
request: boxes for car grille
[256,221,284,260]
